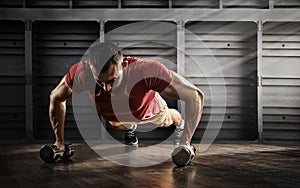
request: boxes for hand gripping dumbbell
[171,145,196,167]
[39,143,75,163]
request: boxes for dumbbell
[171,145,196,167]
[39,143,75,163]
[62,143,75,160]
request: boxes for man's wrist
[55,138,64,145]
[179,139,190,146]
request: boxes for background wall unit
[73,0,119,8]
[26,0,70,8]
[32,21,99,141]
[223,0,269,9]
[185,21,257,141]
[0,0,24,8]
[262,21,300,141]
[273,0,300,8]
[172,0,219,8]
[0,20,25,141]
[121,0,169,8]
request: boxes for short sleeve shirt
[65,57,173,122]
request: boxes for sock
[124,124,137,131]
[177,119,184,129]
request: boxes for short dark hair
[89,42,123,73]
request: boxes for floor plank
[0,143,299,188]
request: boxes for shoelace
[125,130,135,138]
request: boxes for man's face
[90,62,125,92]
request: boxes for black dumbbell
[171,145,196,167]
[61,143,75,160]
[39,143,75,163]
[39,145,60,163]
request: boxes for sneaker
[174,128,183,145]
[124,127,138,145]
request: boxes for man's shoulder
[70,61,89,72]
[67,61,92,82]
[124,56,158,67]
[124,56,140,64]
[66,60,94,90]
[77,60,90,68]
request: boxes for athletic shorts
[109,92,171,127]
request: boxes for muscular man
[49,42,204,157]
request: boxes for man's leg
[150,94,184,144]
[157,108,184,145]
[152,93,183,128]
[110,124,130,131]
[109,122,138,145]
[123,124,138,145]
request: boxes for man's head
[89,42,127,92]
[89,42,123,73]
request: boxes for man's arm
[49,76,72,151]
[160,71,204,146]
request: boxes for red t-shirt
[65,57,173,122]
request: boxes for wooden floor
[0,143,299,188]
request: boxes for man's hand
[54,141,65,156]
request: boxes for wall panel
[186,21,257,141]
[73,0,118,8]
[26,0,70,8]
[0,20,25,140]
[274,0,300,8]
[32,21,99,141]
[262,22,300,141]
[223,0,269,8]
[172,0,219,8]
[0,0,23,8]
[121,0,168,8]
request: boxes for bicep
[160,72,201,102]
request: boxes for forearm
[160,72,204,145]
[49,100,66,145]
[180,90,204,145]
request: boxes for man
[49,42,204,159]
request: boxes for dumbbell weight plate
[171,146,193,167]
[68,149,74,158]
[61,144,75,160]
[39,145,59,163]
[190,145,196,161]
